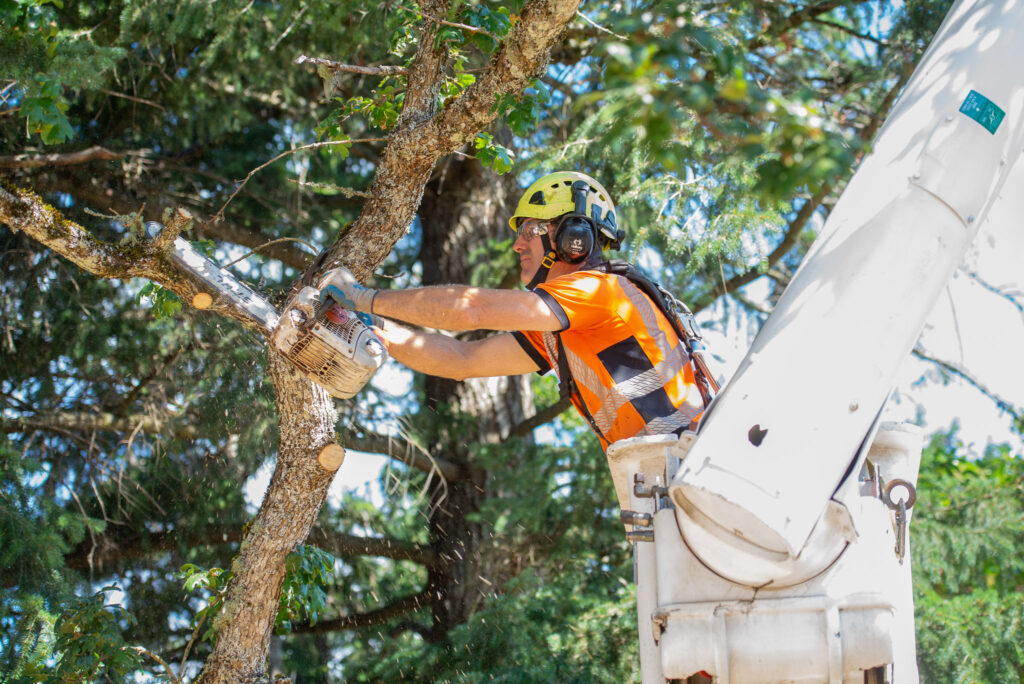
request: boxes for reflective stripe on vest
[541,273,702,437]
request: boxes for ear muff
[553,214,596,264]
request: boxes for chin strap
[526,233,558,290]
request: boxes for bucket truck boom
[606,0,1024,681]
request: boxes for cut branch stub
[317,443,346,471]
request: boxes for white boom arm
[605,0,1024,681]
[670,0,1024,575]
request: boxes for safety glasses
[515,218,552,241]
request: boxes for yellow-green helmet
[509,171,621,248]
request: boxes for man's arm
[379,322,542,380]
[318,267,564,333]
[374,285,563,332]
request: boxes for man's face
[513,218,552,285]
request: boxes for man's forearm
[373,285,563,334]
[379,320,474,380]
[373,286,486,331]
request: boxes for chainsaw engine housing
[272,287,387,399]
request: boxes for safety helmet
[508,171,622,249]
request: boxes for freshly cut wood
[317,443,345,471]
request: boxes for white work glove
[319,267,376,313]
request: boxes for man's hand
[320,267,376,313]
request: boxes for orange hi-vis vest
[512,270,705,450]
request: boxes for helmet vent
[529,191,546,205]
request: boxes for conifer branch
[0,145,128,168]
[692,182,830,312]
[692,62,915,313]
[1,411,201,439]
[346,432,463,483]
[308,527,437,567]
[912,348,1024,423]
[60,522,432,574]
[294,55,410,77]
[100,88,167,111]
[214,138,386,222]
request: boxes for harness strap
[591,260,719,407]
[554,334,607,443]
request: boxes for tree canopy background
[1,0,1021,681]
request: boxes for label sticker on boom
[959,90,1005,134]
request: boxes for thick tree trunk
[198,352,338,684]
[417,157,534,639]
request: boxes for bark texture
[197,352,337,684]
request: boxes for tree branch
[116,341,198,413]
[63,521,433,573]
[294,55,409,77]
[402,5,499,41]
[1,411,200,440]
[693,182,830,311]
[963,269,1024,318]
[749,1,843,50]
[64,524,241,572]
[0,182,274,333]
[22,173,314,271]
[320,0,583,280]
[0,145,127,169]
[214,138,386,222]
[129,647,182,684]
[691,59,917,313]
[0,183,160,280]
[292,591,431,634]
[510,397,571,438]
[912,347,1024,423]
[346,432,463,483]
[307,527,436,567]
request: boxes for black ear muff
[554,215,595,264]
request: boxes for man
[328,171,707,450]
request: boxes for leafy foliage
[179,563,232,644]
[473,132,514,174]
[277,545,336,633]
[48,587,144,682]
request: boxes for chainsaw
[146,222,387,399]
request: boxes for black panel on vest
[596,336,676,423]
[597,336,655,384]
[629,385,678,424]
